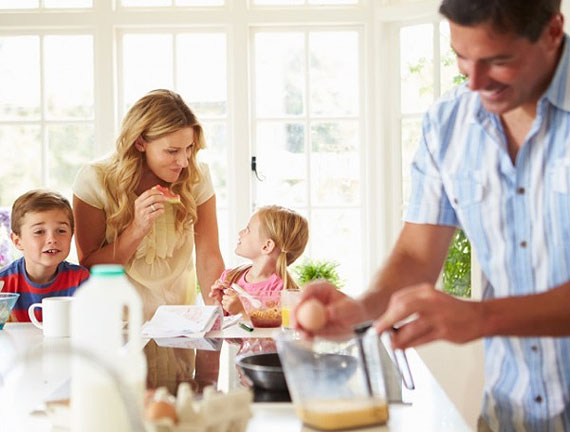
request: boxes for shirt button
[531,345,538,352]
[517,187,525,194]
[454,198,459,204]
[520,241,527,248]
[535,395,543,403]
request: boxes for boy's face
[11,209,72,274]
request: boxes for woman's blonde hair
[224,206,309,291]
[96,89,205,242]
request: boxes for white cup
[28,296,73,338]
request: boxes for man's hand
[373,283,485,349]
[295,280,369,337]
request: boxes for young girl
[209,205,309,321]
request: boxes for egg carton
[145,384,253,432]
[40,384,253,432]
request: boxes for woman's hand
[221,289,244,315]
[130,188,167,239]
[208,280,227,304]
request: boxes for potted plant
[293,258,344,289]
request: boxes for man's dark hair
[439,0,561,42]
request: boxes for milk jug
[70,264,147,432]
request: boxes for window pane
[47,124,95,200]
[255,122,306,207]
[0,126,41,207]
[200,121,228,207]
[309,0,358,3]
[175,0,224,5]
[310,121,359,205]
[122,34,173,111]
[255,32,304,117]
[121,0,170,7]
[45,35,94,119]
[0,0,91,6]
[0,0,37,9]
[440,21,462,95]
[44,0,91,7]
[401,117,422,211]
[0,36,40,120]
[253,0,303,4]
[310,209,362,297]
[310,31,358,116]
[177,33,226,117]
[400,24,433,114]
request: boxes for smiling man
[296,1,570,430]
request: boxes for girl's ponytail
[277,250,300,292]
[256,205,309,290]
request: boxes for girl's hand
[130,188,167,239]
[221,289,244,315]
[208,280,227,303]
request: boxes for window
[398,19,471,297]
[0,0,92,9]
[0,33,94,205]
[252,29,364,292]
[400,21,459,210]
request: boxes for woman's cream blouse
[72,162,214,319]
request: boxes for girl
[210,205,309,319]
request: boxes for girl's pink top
[219,268,283,296]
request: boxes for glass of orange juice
[281,289,301,329]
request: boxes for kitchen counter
[0,323,472,431]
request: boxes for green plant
[443,229,471,298]
[293,258,344,289]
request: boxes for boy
[1,190,89,322]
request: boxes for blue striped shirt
[406,36,570,432]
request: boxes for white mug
[28,296,73,338]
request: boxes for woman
[72,89,225,319]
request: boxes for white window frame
[248,24,366,263]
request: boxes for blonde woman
[209,205,309,319]
[72,89,225,319]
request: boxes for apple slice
[152,185,181,204]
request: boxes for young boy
[1,190,89,322]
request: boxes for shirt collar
[538,34,570,111]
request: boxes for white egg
[296,298,327,332]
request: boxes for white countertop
[0,323,472,431]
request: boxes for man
[298,1,570,430]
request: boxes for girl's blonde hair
[224,206,309,291]
[96,89,206,242]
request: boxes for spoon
[230,283,263,308]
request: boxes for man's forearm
[482,282,570,337]
[359,247,446,321]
